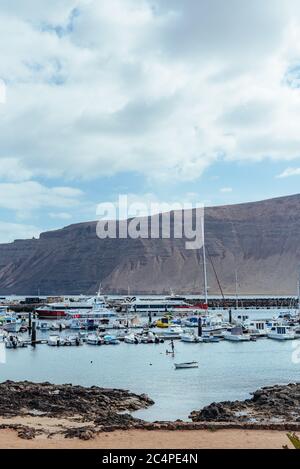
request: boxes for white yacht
[242,320,268,337]
[267,325,295,340]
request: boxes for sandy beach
[0,428,293,449]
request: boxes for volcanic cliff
[0,194,299,295]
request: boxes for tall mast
[298,269,300,315]
[202,217,208,305]
[235,269,239,309]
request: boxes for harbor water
[1,334,300,421]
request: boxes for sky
[1,0,300,242]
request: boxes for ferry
[36,302,92,319]
[128,296,208,315]
[36,293,115,319]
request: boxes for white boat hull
[175,362,198,369]
[267,333,295,340]
[224,334,251,342]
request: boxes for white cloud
[0,221,41,243]
[0,79,6,104]
[48,211,72,220]
[1,0,300,184]
[220,187,233,193]
[0,181,83,217]
[0,157,32,181]
[277,167,300,178]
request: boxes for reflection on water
[1,337,299,421]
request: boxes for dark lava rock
[0,380,154,430]
[190,383,300,424]
[64,427,97,440]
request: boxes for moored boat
[202,334,220,343]
[86,333,104,345]
[223,326,251,342]
[157,326,183,339]
[267,325,295,340]
[4,335,27,348]
[47,335,65,346]
[103,334,120,345]
[124,333,141,344]
[180,331,201,343]
[174,361,199,369]
[37,321,50,331]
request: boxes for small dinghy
[174,361,198,369]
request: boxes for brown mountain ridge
[0,194,299,295]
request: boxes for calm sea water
[1,334,300,421]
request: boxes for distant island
[0,193,299,295]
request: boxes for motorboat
[140,331,156,344]
[202,334,220,343]
[157,326,183,339]
[180,331,201,343]
[124,333,141,344]
[223,326,251,342]
[103,334,120,345]
[3,317,22,333]
[182,317,199,328]
[68,319,83,330]
[47,335,65,346]
[267,325,295,340]
[116,329,130,341]
[5,335,28,349]
[37,322,50,331]
[50,322,66,331]
[156,316,172,328]
[86,333,104,345]
[174,361,199,369]
[64,335,83,346]
[242,320,268,337]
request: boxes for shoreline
[0,428,293,449]
[1,380,300,449]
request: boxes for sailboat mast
[235,269,239,309]
[298,269,300,315]
[202,217,208,305]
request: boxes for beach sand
[0,428,293,449]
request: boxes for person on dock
[171,339,175,353]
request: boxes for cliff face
[0,194,299,295]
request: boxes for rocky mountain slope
[0,194,299,295]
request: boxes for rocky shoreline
[0,381,154,439]
[1,381,300,440]
[190,383,300,425]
